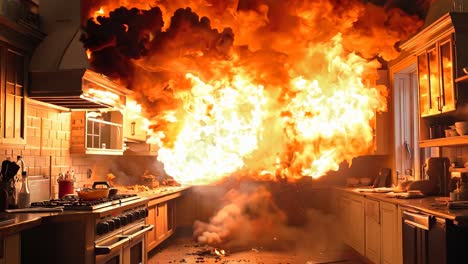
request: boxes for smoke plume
[192,183,342,255]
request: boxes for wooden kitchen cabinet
[417,36,455,117]
[147,199,176,252]
[380,202,398,264]
[365,199,381,264]
[0,234,20,264]
[336,191,401,264]
[70,111,124,155]
[338,193,365,256]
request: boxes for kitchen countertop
[139,185,191,199]
[0,212,49,238]
[0,186,191,238]
[335,186,468,225]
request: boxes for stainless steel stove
[22,193,152,264]
[30,193,140,210]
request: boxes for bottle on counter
[17,171,30,208]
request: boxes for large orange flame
[83,0,424,185]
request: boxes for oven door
[122,221,154,264]
[95,234,130,264]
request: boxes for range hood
[29,0,130,109]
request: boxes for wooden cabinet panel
[335,192,402,264]
[418,35,455,117]
[146,205,156,250]
[338,193,365,256]
[70,111,124,155]
[380,202,398,264]
[365,199,381,264]
[0,234,20,264]
[156,202,168,241]
[147,200,177,252]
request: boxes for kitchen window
[393,64,422,181]
[0,42,26,144]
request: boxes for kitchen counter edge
[334,186,468,225]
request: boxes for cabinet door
[418,48,441,117]
[365,199,381,264]
[348,196,365,256]
[156,202,168,241]
[380,202,398,264]
[439,39,455,113]
[146,205,157,251]
[418,52,431,116]
[338,195,351,245]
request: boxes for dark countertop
[335,187,468,225]
[0,212,49,238]
[0,186,191,238]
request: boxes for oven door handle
[128,224,154,241]
[95,236,130,255]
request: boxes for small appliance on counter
[372,168,392,188]
[424,157,450,196]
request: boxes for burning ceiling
[80,0,429,185]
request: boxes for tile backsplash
[0,100,122,198]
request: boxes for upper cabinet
[0,0,44,144]
[417,36,456,117]
[71,110,124,155]
[401,13,468,118]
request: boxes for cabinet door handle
[437,96,442,112]
[131,121,136,136]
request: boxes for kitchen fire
[3,0,468,264]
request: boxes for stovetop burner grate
[31,194,139,211]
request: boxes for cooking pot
[76,181,117,200]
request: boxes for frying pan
[76,181,118,200]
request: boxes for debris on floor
[149,235,364,264]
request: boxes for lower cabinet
[338,193,365,256]
[0,234,20,264]
[365,199,381,264]
[147,199,176,252]
[380,202,398,264]
[337,191,400,264]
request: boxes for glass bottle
[17,172,30,208]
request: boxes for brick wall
[0,100,118,199]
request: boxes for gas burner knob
[96,222,109,235]
[132,211,141,220]
[126,213,134,223]
[119,216,128,226]
[107,219,115,231]
[112,218,121,228]
[139,209,147,218]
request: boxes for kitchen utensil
[77,188,110,201]
[76,181,116,200]
[58,180,74,198]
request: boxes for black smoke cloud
[81,6,234,87]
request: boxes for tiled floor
[148,234,365,264]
